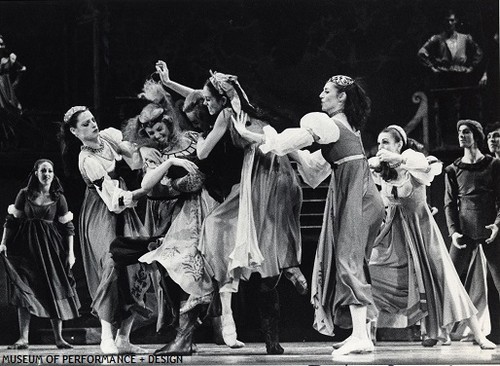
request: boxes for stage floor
[1,341,500,365]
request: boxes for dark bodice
[320,120,366,166]
[198,123,244,202]
[444,155,500,239]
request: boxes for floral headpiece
[138,104,165,127]
[328,75,354,87]
[209,70,252,114]
[138,79,169,104]
[387,124,408,145]
[64,106,87,123]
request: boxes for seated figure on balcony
[417,9,483,146]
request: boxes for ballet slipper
[477,338,496,350]
[332,336,352,349]
[221,314,245,348]
[100,338,118,354]
[333,321,376,350]
[331,336,374,356]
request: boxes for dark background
[0,0,498,345]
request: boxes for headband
[387,124,408,145]
[209,70,253,114]
[64,106,87,123]
[328,75,354,87]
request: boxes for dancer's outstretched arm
[155,60,194,98]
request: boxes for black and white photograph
[0,0,498,365]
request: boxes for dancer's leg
[115,314,147,354]
[332,305,374,356]
[220,282,244,348]
[100,319,118,354]
[50,318,72,349]
[466,315,496,349]
[8,307,30,349]
[257,275,283,355]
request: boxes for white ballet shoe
[115,335,148,354]
[100,338,119,354]
[221,314,245,348]
[442,334,452,346]
[333,322,376,350]
[332,336,352,349]
[477,338,496,350]
[331,337,374,356]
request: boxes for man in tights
[444,119,500,342]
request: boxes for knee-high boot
[258,287,284,355]
[154,305,201,356]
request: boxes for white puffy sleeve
[401,149,442,186]
[294,150,332,188]
[101,127,143,170]
[260,112,340,156]
[80,155,135,213]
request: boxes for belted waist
[147,195,178,201]
[333,154,365,167]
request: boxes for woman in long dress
[155,61,306,354]
[123,80,193,237]
[0,159,80,349]
[60,106,150,354]
[116,100,217,355]
[367,125,495,349]
[233,75,385,356]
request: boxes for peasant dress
[198,109,303,290]
[259,112,385,335]
[78,127,151,325]
[368,150,479,341]
[139,131,217,314]
[3,189,80,320]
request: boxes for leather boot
[212,316,225,345]
[258,288,284,355]
[154,306,201,356]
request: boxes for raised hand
[155,60,171,85]
[231,111,249,136]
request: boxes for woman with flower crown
[122,80,194,238]
[233,75,385,356]
[60,106,153,354]
[117,93,218,356]
[155,61,305,355]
